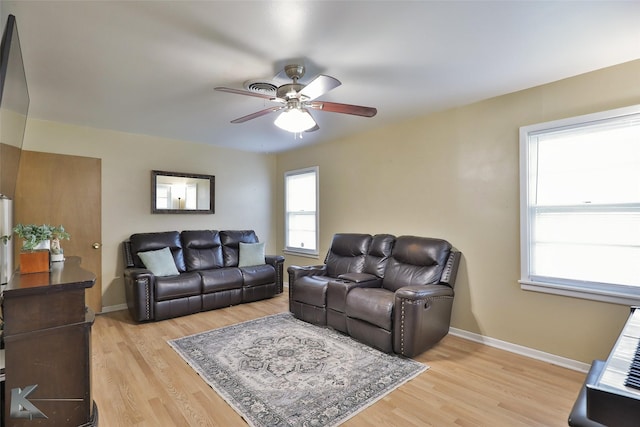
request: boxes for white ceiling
[3,1,640,153]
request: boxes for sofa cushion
[200,267,243,293]
[181,230,224,270]
[220,230,259,267]
[364,234,395,278]
[241,264,275,287]
[137,247,180,277]
[155,272,202,302]
[238,242,265,267]
[130,231,186,272]
[382,236,451,292]
[346,287,395,331]
[325,233,372,277]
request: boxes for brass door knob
[92,242,102,249]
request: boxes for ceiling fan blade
[305,124,320,132]
[215,86,276,101]
[299,75,341,100]
[308,101,377,117]
[230,106,284,123]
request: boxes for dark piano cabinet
[570,306,640,427]
[2,257,98,426]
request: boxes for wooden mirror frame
[151,170,215,214]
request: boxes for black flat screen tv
[0,13,29,199]
[0,13,29,285]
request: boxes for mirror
[151,170,215,214]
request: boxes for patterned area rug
[169,312,427,427]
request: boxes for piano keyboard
[625,338,640,390]
[597,307,640,396]
[586,306,640,427]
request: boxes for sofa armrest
[440,250,461,288]
[395,284,454,300]
[287,264,327,283]
[393,284,455,357]
[265,255,285,265]
[124,268,156,322]
[122,240,135,268]
[287,265,327,309]
[265,255,285,293]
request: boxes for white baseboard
[100,303,128,314]
[449,327,591,373]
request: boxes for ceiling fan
[214,64,377,133]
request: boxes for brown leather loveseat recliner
[288,233,460,357]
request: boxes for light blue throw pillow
[138,247,180,276]
[238,242,265,267]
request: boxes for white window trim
[284,166,319,257]
[519,104,640,306]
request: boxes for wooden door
[14,150,102,312]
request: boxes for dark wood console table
[1,257,98,426]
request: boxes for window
[156,184,169,209]
[285,167,319,256]
[519,105,640,305]
[185,184,197,209]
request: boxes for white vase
[31,240,50,251]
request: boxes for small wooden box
[20,250,51,274]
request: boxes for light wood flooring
[93,292,586,426]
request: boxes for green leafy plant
[50,225,70,255]
[13,224,70,252]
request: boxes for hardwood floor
[92,292,585,426]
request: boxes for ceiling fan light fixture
[274,108,316,133]
[216,63,377,133]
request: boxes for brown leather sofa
[123,230,284,322]
[288,233,460,357]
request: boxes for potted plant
[13,224,71,272]
[50,225,71,262]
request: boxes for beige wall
[276,59,640,364]
[18,59,640,363]
[22,120,277,309]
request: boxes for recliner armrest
[439,250,461,287]
[124,268,156,322]
[287,264,327,282]
[266,255,285,294]
[393,284,455,357]
[265,254,285,266]
[287,264,328,312]
[395,284,454,300]
[124,267,153,277]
